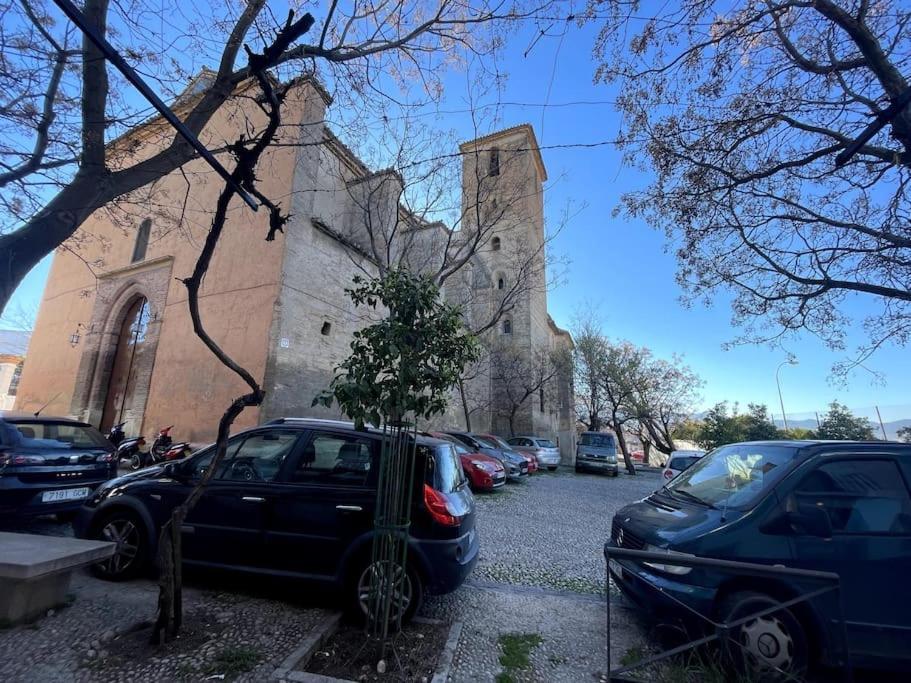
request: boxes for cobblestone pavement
[419,469,660,682]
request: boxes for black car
[0,412,117,517]
[74,418,479,622]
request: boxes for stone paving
[0,469,658,682]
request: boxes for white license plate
[609,559,623,579]
[41,487,90,503]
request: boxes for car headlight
[643,544,693,575]
[471,461,492,472]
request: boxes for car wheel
[129,453,143,471]
[547,466,557,472]
[719,590,809,680]
[90,509,148,581]
[347,557,423,630]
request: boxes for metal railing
[604,545,852,682]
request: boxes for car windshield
[666,443,798,509]
[6,420,113,451]
[474,435,500,449]
[535,439,556,448]
[443,438,470,455]
[485,435,513,450]
[580,433,615,448]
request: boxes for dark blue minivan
[608,440,911,675]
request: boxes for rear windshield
[580,433,615,448]
[666,444,798,510]
[425,443,466,493]
[5,420,112,451]
[535,439,556,448]
[668,456,701,471]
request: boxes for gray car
[575,431,619,476]
[507,436,560,471]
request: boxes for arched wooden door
[100,297,151,433]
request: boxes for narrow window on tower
[503,318,512,334]
[489,147,500,176]
[539,387,545,412]
[491,236,501,251]
[132,218,151,263]
[497,277,505,290]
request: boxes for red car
[479,434,538,474]
[429,432,506,491]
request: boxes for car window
[580,433,615,448]
[669,456,700,471]
[186,438,245,479]
[221,431,299,483]
[7,420,112,451]
[291,432,375,486]
[535,439,555,448]
[794,459,911,535]
[425,443,466,493]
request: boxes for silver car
[507,436,561,471]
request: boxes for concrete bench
[0,532,115,625]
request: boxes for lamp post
[776,359,798,432]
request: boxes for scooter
[129,426,183,470]
[116,433,146,465]
[106,422,127,448]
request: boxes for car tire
[346,556,424,630]
[129,453,143,471]
[547,466,557,472]
[90,508,149,581]
[719,590,809,680]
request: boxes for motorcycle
[129,426,189,470]
[115,433,146,465]
[106,422,127,448]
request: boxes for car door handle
[242,496,266,503]
[336,505,362,512]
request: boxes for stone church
[15,76,575,461]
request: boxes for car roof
[720,440,911,455]
[0,411,88,425]
[264,417,440,446]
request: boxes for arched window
[502,318,512,334]
[539,387,545,412]
[488,147,500,176]
[132,218,151,263]
[497,277,505,290]
[491,236,501,251]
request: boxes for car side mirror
[788,504,833,538]
[163,461,185,479]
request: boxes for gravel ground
[470,469,660,595]
[418,469,660,682]
[0,568,333,682]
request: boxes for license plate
[41,487,90,503]
[609,559,623,579]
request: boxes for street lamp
[776,359,798,431]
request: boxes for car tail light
[423,484,460,527]
[0,453,45,465]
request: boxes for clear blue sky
[6,11,909,422]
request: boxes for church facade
[15,77,575,461]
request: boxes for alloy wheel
[99,518,140,576]
[356,560,413,624]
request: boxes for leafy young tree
[816,401,876,440]
[0,0,559,313]
[587,1,911,372]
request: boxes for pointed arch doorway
[99,296,152,433]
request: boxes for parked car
[576,431,619,476]
[608,440,911,676]
[75,418,479,624]
[661,449,706,483]
[0,412,117,518]
[444,431,528,480]
[507,436,560,471]
[478,434,537,474]
[428,432,506,491]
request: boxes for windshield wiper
[664,486,717,509]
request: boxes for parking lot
[0,469,658,682]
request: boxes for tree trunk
[458,377,471,432]
[614,421,636,475]
[642,439,653,466]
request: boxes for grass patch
[203,646,261,678]
[497,632,543,680]
[620,645,645,668]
